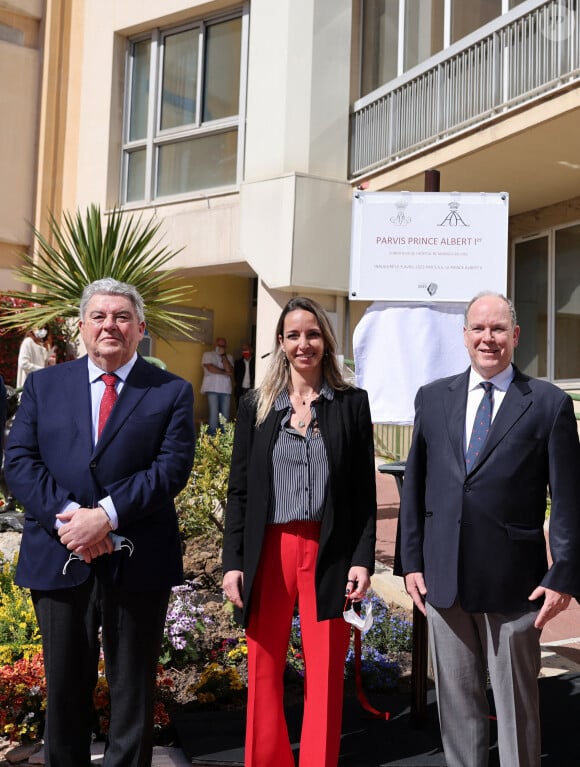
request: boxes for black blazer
[234,356,255,400]
[223,387,377,626]
[399,366,580,613]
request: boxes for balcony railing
[350,0,580,179]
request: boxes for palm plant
[0,204,197,340]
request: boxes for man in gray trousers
[399,291,580,767]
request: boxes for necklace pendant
[298,419,306,428]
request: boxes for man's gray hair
[80,278,145,323]
[464,291,517,329]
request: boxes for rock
[0,512,24,533]
[0,531,21,564]
[182,532,223,590]
[5,743,42,764]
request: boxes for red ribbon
[352,627,391,720]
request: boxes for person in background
[222,296,376,767]
[234,342,255,405]
[399,291,580,767]
[5,278,195,767]
[201,336,234,435]
[17,327,56,387]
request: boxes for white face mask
[34,328,48,340]
[343,600,374,634]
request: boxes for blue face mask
[34,328,48,340]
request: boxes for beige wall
[0,4,42,264]
[240,0,354,298]
[8,0,580,398]
[75,0,239,211]
[5,0,580,413]
[510,196,580,241]
[254,280,349,385]
[243,0,352,181]
[2,0,42,17]
[66,0,357,390]
[155,274,254,422]
[0,0,85,289]
[240,174,352,293]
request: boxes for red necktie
[98,373,118,438]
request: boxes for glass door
[513,234,548,378]
[555,224,580,381]
[513,221,580,383]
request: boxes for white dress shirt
[56,354,138,530]
[464,364,515,453]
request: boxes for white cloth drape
[353,302,470,424]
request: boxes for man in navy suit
[5,279,195,767]
[400,292,580,767]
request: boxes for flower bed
[161,536,413,715]
[0,534,412,744]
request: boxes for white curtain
[353,302,470,424]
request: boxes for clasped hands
[404,571,571,629]
[57,506,114,564]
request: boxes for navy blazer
[5,355,195,592]
[399,366,580,613]
[223,387,377,626]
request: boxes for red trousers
[245,521,350,767]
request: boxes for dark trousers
[32,573,170,767]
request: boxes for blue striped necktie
[465,382,493,469]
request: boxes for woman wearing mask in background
[223,296,377,767]
[17,327,56,387]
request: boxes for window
[358,0,527,98]
[513,235,548,378]
[122,11,245,204]
[513,222,580,382]
[404,0,445,72]
[450,0,501,44]
[361,0,399,96]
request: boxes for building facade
[1,0,579,422]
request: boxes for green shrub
[177,421,235,541]
[0,556,42,663]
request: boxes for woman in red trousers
[223,296,377,767]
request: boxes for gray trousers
[427,601,541,767]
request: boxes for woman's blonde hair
[254,296,350,425]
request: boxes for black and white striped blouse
[268,384,334,524]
